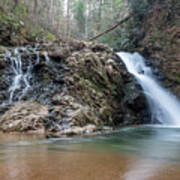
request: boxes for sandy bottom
[0,133,180,180]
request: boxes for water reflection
[123,126,180,180]
[0,127,180,179]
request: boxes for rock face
[0,39,148,137]
[128,0,180,96]
[0,101,48,133]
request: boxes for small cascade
[44,52,50,64]
[4,45,40,104]
[117,52,180,125]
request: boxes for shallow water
[1,126,180,180]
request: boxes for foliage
[14,1,27,18]
[128,0,150,20]
[2,0,176,51]
[0,10,21,31]
[0,0,130,46]
[74,0,86,37]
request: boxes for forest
[0,0,180,180]
[0,0,136,48]
[1,0,129,38]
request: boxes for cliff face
[131,0,180,95]
[0,39,148,137]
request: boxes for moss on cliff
[125,0,180,95]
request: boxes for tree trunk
[97,0,103,31]
[34,0,38,14]
[88,14,132,41]
[12,0,18,12]
[66,0,70,37]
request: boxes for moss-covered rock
[0,39,147,137]
[0,101,48,133]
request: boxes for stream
[0,126,180,180]
[1,48,180,179]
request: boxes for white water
[44,52,50,64]
[117,52,180,125]
[4,46,40,104]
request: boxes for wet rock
[46,124,113,138]
[0,59,6,70]
[0,46,6,54]
[84,124,97,133]
[57,127,85,136]
[122,82,148,124]
[0,39,148,136]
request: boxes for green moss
[0,46,6,54]
[176,74,180,83]
[45,32,56,41]
[0,12,21,31]
[0,6,57,46]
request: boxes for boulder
[0,39,148,137]
[0,101,48,133]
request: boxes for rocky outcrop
[127,0,180,96]
[0,39,148,137]
[0,101,48,133]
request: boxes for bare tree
[66,0,71,37]
[97,0,103,31]
[34,0,38,14]
[12,0,19,12]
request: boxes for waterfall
[117,52,180,125]
[44,52,50,64]
[4,45,40,104]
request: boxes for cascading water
[117,52,180,126]
[3,45,41,104]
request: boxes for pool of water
[0,126,180,180]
